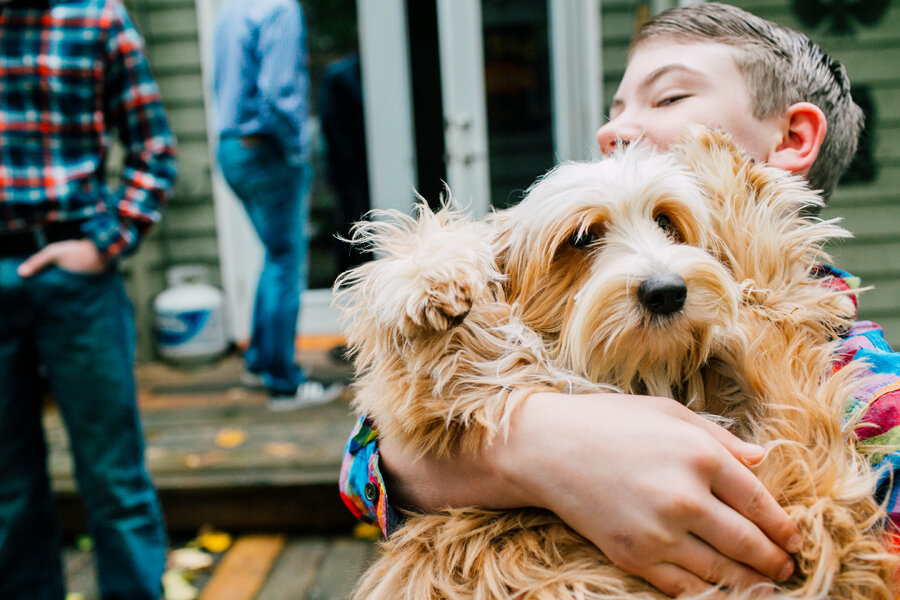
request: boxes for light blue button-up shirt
[213,0,309,165]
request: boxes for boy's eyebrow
[642,63,702,88]
[610,63,704,112]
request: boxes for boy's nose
[596,122,636,154]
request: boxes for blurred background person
[319,52,372,275]
[213,0,343,411]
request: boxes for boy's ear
[766,102,827,175]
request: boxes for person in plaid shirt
[0,0,176,598]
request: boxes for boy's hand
[17,239,108,278]
[497,392,801,598]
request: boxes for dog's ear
[671,127,751,205]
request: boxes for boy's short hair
[631,2,863,199]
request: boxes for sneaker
[240,369,266,389]
[267,381,344,412]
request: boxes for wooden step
[50,352,360,535]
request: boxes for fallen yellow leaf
[262,442,299,457]
[214,428,247,449]
[197,529,232,553]
[353,522,382,541]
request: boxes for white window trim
[435,0,492,217]
[549,0,604,163]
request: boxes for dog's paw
[403,279,476,333]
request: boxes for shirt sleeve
[85,0,178,260]
[838,320,900,533]
[256,1,309,166]
[339,415,401,537]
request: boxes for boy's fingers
[668,406,802,560]
[17,246,57,278]
[710,457,802,555]
[644,563,727,600]
[676,404,766,465]
[691,495,796,582]
[673,534,776,593]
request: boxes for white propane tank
[154,265,228,365]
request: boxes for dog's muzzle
[638,274,687,316]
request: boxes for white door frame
[195,0,341,342]
[436,0,492,217]
[357,0,418,214]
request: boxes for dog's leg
[353,509,675,600]
[337,203,601,458]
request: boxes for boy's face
[596,40,783,162]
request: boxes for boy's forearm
[377,420,533,513]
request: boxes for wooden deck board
[307,538,377,600]
[63,534,377,600]
[256,537,330,600]
[52,346,372,596]
[198,535,286,600]
[64,548,98,599]
[49,350,359,534]
[47,353,356,491]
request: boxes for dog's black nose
[638,274,687,315]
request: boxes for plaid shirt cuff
[82,213,140,260]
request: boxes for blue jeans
[0,259,166,600]
[217,135,311,394]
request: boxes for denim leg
[217,137,310,393]
[33,267,165,600]
[0,259,66,600]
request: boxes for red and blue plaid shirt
[0,0,177,258]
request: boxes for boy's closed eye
[656,94,691,107]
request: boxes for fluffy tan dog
[335,129,897,599]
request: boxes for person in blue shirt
[213,0,343,411]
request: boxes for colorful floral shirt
[339,268,900,539]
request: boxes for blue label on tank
[157,310,210,346]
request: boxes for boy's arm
[90,1,177,260]
[256,2,309,167]
[342,392,801,597]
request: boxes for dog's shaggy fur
[334,129,898,599]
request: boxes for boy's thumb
[17,246,55,278]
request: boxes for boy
[340,3,900,598]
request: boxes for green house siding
[601,0,900,348]
[122,0,218,360]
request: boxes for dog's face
[495,143,739,396]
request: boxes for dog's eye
[654,214,683,242]
[569,230,599,249]
[655,214,673,232]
